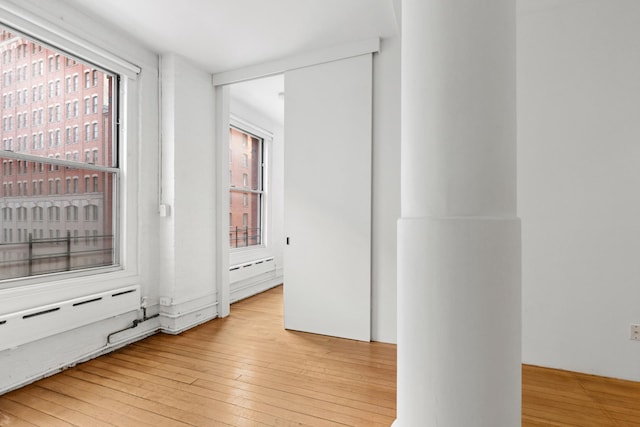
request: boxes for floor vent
[0,285,140,351]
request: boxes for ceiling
[57,1,581,127]
[61,0,399,75]
[230,74,285,125]
[59,0,398,126]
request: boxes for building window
[31,206,43,221]
[47,206,60,222]
[17,207,26,221]
[229,126,265,248]
[65,205,78,221]
[0,23,120,280]
[84,204,98,221]
[2,207,12,221]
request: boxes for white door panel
[283,54,372,341]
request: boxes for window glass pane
[229,192,261,248]
[0,29,114,168]
[0,158,116,279]
[229,127,260,191]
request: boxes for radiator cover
[229,257,275,283]
[0,285,140,351]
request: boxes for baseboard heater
[229,257,275,283]
[0,285,140,352]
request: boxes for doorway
[226,75,285,305]
[217,52,374,341]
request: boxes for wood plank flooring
[1,285,640,426]
[0,286,395,426]
[522,364,640,426]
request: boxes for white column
[395,1,520,426]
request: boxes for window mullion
[0,150,117,173]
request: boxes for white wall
[158,54,218,332]
[519,0,640,380]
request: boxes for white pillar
[395,1,520,426]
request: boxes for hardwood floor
[522,364,640,426]
[1,286,640,426]
[0,286,395,426]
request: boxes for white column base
[396,216,521,427]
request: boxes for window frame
[0,18,130,288]
[228,118,271,254]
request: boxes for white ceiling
[230,74,285,125]
[58,1,575,127]
[60,0,397,126]
[62,0,399,75]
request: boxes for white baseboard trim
[159,293,219,334]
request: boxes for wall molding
[159,292,219,334]
[212,37,380,86]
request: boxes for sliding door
[283,54,372,341]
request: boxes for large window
[229,126,263,248]
[0,26,118,280]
